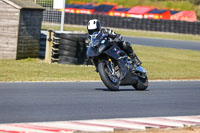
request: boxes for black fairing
[86,46,98,57]
[86,32,138,85]
[103,45,138,85]
[103,45,128,80]
[86,32,109,58]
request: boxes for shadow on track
[95,88,149,92]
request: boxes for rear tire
[98,61,119,91]
[133,76,148,91]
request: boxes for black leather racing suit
[86,28,142,66]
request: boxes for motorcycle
[86,32,148,91]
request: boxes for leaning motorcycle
[86,32,148,91]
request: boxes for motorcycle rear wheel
[133,76,148,91]
[98,61,119,91]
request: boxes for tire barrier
[65,13,200,35]
[56,32,88,65]
[43,11,200,35]
[51,32,60,63]
[39,33,47,59]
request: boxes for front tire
[98,61,119,91]
[133,76,148,91]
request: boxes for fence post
[61,0,66,31]
[45,30,54,63]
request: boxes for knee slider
[123,41,133,53]
[123,41,131,48]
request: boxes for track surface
[0,81,200,124]
[124,36,200,51]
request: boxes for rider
[86,19,142,66]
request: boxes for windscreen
[90,32,103,47]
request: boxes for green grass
[1,45,200,82]
[134,45,200,80]
[0,58,99,81]
[42,24,200,42]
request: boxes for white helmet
[87,19,101,35]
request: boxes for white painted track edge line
[1,79,200,83]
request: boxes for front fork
[133,65,147,78]
[90,56,115,74]
[105,58,119,84]
[106,58,115,75]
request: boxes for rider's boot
[121,41,142,66]
[129,53,142,66]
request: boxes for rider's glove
[114,38,121,43]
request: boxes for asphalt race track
[124,36,200,51]
[0,81,200,124]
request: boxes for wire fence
[33,0,61,31]
[33,0,200,34]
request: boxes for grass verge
[0,45,200,81]
[42,24,200,42]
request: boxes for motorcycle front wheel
[133,76,148,91]
[98,61,120,91]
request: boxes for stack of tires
[51,32,60,63]
[58,33,88,65]
[39,33,46,59]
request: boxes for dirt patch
[113,126,200,133]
